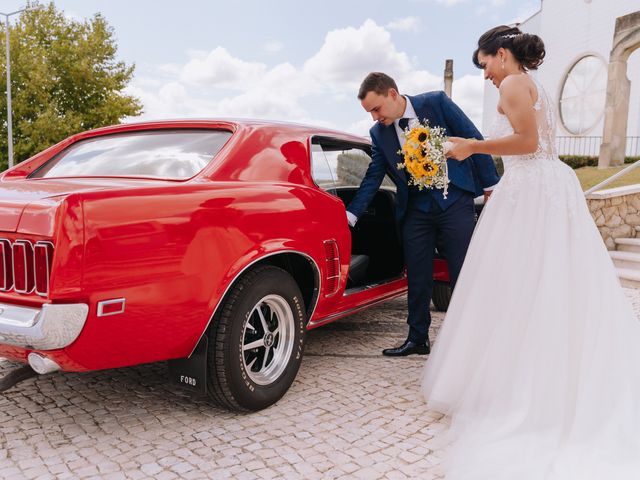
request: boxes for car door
[309,137,407,325]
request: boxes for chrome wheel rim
[241,294,295,385]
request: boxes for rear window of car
[30,129,233,180]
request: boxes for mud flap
[167,335,208,396]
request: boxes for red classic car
[0,119,450,411]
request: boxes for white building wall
[481,0,640,155]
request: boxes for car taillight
[323,240,340,297]
[0,238,54,296]
[13,240,35,293]
[0,239,13,291]
[34,242,54,296]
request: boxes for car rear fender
[189,248,321,357]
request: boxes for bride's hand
[445,137,476,161]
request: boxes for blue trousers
[402,193,476,343]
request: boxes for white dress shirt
[394,96,418,148]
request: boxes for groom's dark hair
[358,72,399,100]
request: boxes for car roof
[80,118,371,145]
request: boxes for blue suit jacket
[347,91,500,223]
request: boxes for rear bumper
[0,303,89,350]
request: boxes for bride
[422,26,640,479]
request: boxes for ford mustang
[0,119,457,411]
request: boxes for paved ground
[2,289,640,480]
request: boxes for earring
[501,58,505,69]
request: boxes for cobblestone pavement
[2,289,640,480]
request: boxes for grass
[574,164,640,191]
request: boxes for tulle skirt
[421,159,640,479]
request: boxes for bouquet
[397,119,451,198]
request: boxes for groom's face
[361,89,402,126]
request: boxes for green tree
[0,1,142,169]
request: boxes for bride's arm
[447,75,539,159]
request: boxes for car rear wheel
[207,265,306,411]
[432,281,452,312]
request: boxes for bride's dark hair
[473,26,545,71]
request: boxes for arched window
[559,55,607,135]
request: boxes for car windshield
[30,129,232,180]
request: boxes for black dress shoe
[382,339,430,356]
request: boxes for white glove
[346,211,358,227]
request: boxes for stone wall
[587,185,640,249]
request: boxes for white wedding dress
[421,76,640,479]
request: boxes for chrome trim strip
[323,239,341,298]
[343,274,406,296]
[0,302,89,350]
[34,241,54,298]
[189,250,322,357]
[308,287,406,327]
[97,298,126,317]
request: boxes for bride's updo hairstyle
[473,26,545,71]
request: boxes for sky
[2,0,541,136]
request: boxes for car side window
[310,144,337,190]
[310,139,396,192]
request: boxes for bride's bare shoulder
[499,74,529,92]
[498,74,537,106]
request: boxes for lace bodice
[485,75,582,216]
[488,75,559,170]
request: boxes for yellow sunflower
[407,159,424,179]
[407,127,430,145]
[403,144,421,161]
[422,161,439,177]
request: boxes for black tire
[207,265,306,411]
[432,281,452,312]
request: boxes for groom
[347,72,499,356]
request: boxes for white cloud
[347,116,375,137]
[214,90,308,119]
[400,71,443,96]
[180,47,268,89]
[304,19,440,94]
[262,63,321,97]
[129,19,448,131]
[156,63,183,77]
[263,41,284,53]
[450,73,485,129]
[386,16,421,32]
[304,20,411,86]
